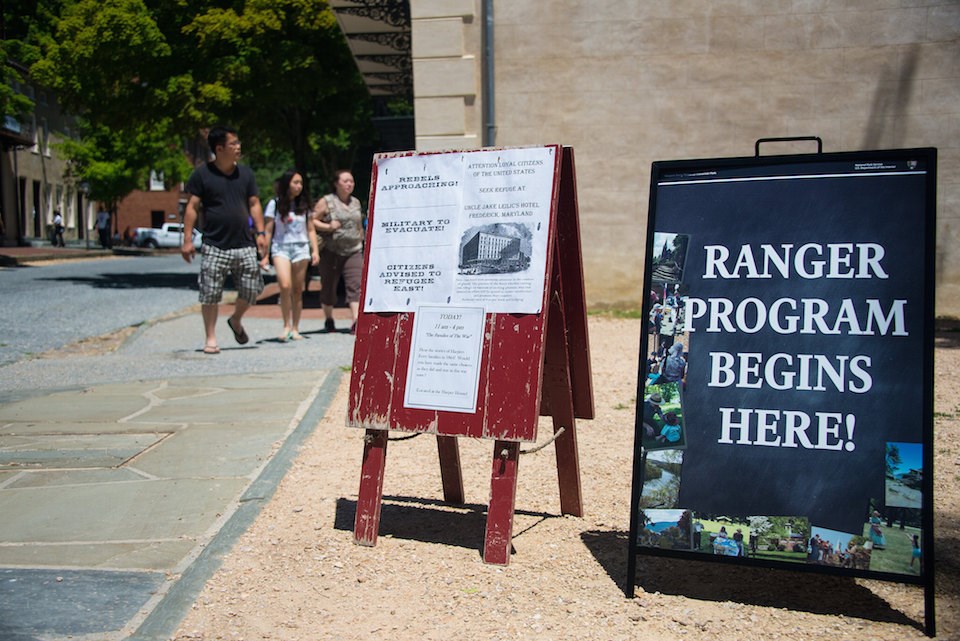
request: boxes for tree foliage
[885,442,902,479]
[748,515,773,538]
[0,0,63,119]
[32,0,175,127]
[59,120,190,212]
[177,0,374,183]
[22,0,373,208]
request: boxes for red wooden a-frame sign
[347,145,593,564]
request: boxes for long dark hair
[275,170,310,217]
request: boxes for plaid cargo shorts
[198,244,264,305]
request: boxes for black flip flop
[226,317,249,345]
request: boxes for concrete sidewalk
[0,302,356,640]
[0,243,139,265]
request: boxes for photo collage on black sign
[637,229,924,577]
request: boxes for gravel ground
[169,317,960,641]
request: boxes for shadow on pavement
[37,272,199,290]
[935,330,960,350]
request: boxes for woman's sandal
[289,331,304,341]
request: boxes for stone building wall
[1,84,91,246]
[413,1,960,312]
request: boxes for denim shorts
[271,242,311,264]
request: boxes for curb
[128,368,344,641]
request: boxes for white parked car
[133,223,202,249]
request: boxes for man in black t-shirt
[182,125,268,354]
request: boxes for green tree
[748,515,773,539]
[32,0,170,127]
[30,0,197,211]
[0,58,33,123]
[179,0,374,182]
[0,0,63,120]
[658,383,676,404]
[30,0,373,207]
[60,120,190,231]
[885,443,902,479]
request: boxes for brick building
[113,171,186,243]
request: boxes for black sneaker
[325,318,336,332]
[350,322,357,335]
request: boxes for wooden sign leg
[483,440,520,565]
[551,404,583,516]
[543,271,584,517]
[543,362,583,516]
[436,435,465,504]
[354,429,388,546]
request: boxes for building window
[149,170,165,191]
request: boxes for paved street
[0,254,201,367]
[0,250,356,640]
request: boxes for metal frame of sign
[625,145,937,637]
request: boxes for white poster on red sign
[364,146,556,314]
[403,306,486,413]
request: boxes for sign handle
[754,136,822,156]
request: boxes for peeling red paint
[348,147,592,562]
